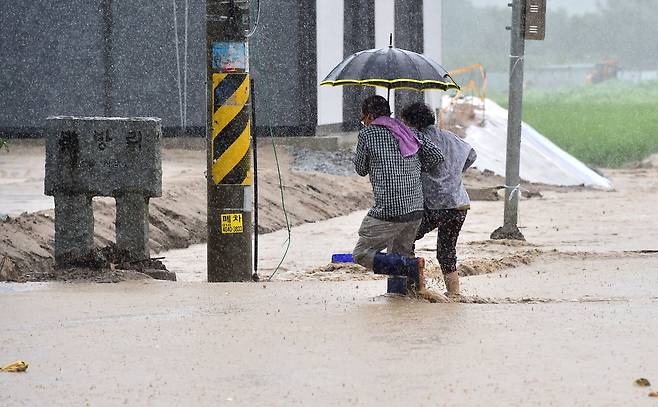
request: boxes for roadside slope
[0,145,373,280]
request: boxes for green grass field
[492,80,658,167]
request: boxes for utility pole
[491,0,546,241]
[206,0,253,282]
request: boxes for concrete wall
[341,0,375,130]
[618,70,658,82]
[110,1,205,133]
[0,0,442,137]
[0,0,203,135]
[394,0,424,115]
[0,0,323,136]
[0,1,105,133]
[239,0,319,136]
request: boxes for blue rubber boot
[373,252,405,276]
[372,252,424,291]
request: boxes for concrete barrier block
[45,116,162,198]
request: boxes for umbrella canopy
[320,42,460,92]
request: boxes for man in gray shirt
[402,102,477,297]
[352,96,443,291]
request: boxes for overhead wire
[245,0,261,38]
[266,126,292,282]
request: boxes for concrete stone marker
[45,117,162,268]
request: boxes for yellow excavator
[586,59,618,84]
[438,63,488,133]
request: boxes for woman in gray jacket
[401,103,477,297]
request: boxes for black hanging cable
[249,74,291,282]
[266,126,292,282]
[245,0,261,38]
[250,78,260,281]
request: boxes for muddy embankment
[0,145,381,281]
[1,141,536,282]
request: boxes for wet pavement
[0,145,52,216]
[2,258,657,406]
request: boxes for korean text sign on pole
[524,0,547,41]
[206,0,253,282]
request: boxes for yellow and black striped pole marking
[211,73,252,186]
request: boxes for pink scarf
[372,116,420,157]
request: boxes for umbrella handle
[387,87,391,102]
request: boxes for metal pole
[250,78,259,281]
[206,0,254,282]
[491,0,525,240]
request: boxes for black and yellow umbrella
[320,36,460,99]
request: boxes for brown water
[4,147,658,404]
[2,260,657,406]
[162,161,658,284]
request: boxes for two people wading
[351,95,476,298]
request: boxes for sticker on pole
[221,213,243,234]
[212,42,249,73]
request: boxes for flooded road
[2,261,657,406]
[0,144,52,216]
[162,211,370,282]
[163,163,658,282]
[3,146,658,405]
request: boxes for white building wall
[315,0,444,126]
[375,0,395,111]
[316,0,344,126]
[423,0,444,111]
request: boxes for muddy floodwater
[3,148,658,404]
[2,261,658,406]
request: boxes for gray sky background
[469,0,601,14]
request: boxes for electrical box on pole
[206,0,254,282]
[524,0,546,41]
